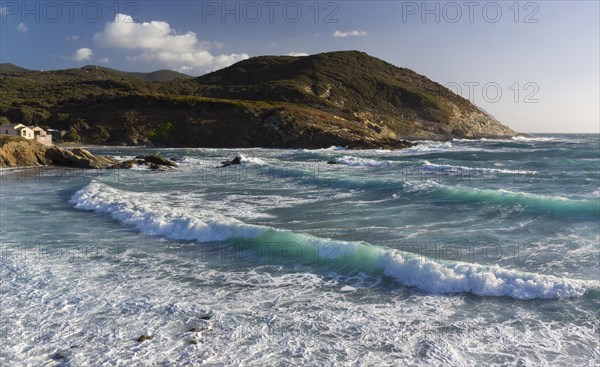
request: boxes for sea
[1,134,598,366]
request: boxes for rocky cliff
[196,51,517,141]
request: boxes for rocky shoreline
[0,135,178,170]
[0,134,420,170]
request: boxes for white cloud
[72,48,93,61]
[333,30,367,38]
[199,41,226,50]
[93,14,249,75]
[66,35,80,42]
[16,23,28,33]
[99,58,110,64]
[286,52,309,57]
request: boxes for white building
[0,124,53,145]
[31,126,53,145]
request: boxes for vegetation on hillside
[80,65,193,82]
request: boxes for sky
[1,0,598,133]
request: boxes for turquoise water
[1,135,598,365]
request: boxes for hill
[81,65,193,82]
[195,51,516,140]
[0,63,33,73]
[0,52,517,148]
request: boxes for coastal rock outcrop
[138,155,178,167]
[111,155,178,170]
[137,335,154,343]
[0,136,177,170]
[0,136,117,168]
[44,146,118,169]
[218,156,242,168]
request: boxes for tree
[74,118,90,130]
[86,125,110,144]
[63,127,81,143]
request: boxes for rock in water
[219,156,242,168]
[140,155,178,167]
[110,155,178,170]
[110,160,138,169]
[51,350,70,360]
[137,335,154,342]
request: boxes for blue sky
[1,1,598,133]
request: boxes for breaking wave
[70,182,597,300]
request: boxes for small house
[31,126,53,145]
[0,124,53,145]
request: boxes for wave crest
[70,182,597,299]
[69,182,265,242]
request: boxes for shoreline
[56,133,583,151]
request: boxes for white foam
[302,146,348,152]
[377,250,592,299]
[3,244,596,366]
[511,136,557,142]
[421,160,538,175]
[110,155,137,161]
[451,136,557,143]
[400,141,454,155]
[70,182,265,242]
[334,156,389,167]
[129,164,151,171]
[239,154,267,165]
[179,156,203,164]
[308,234,596,299]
